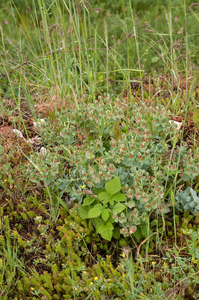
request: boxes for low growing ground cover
[0,0,199,299]
[1,94,199,300]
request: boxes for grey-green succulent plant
[175,187,199,215]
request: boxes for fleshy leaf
[128,200,135,209]
[156,203,170,215]
[105,177,121,195]
[190,188,197,199]
[129,225,137,234]
[132,209,139,218]
[184,203,190,210]
[189,202,196,208]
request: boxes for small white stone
[33,119,45,130]
[12,129,25,139]
[29,136,42,145]
[169,120,183,130]
[40,147,47,156]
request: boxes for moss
[17,280,24,293]
[187,215,194,222]
[193,224,197,230]
[0,207,3,216]
[119,239,127,247]
[165,221,172,226]
[40,287,52,300]
[6,207,11,213]
[27,211,36,218]
[85,236,91,244]
[174,215,180,226]
[51,264,59,276]
[21,277,32,294]
[62,283,72,293]
[52,295,60,300]
[29,277,41,289]
[184,211,190,218]
[63,294,71,299]
[21,212,29,220]
[57,219,63,225]
[92,244,97,252]
[18,224,23,230]
[54,284,62,294]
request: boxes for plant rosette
[38,115,76,147]
[25,100,199,240]
[175,187,199,215]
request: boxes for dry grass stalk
[75,0,81,21]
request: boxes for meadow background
[0,1,199,300]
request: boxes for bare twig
[135,232,157,260]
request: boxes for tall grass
[0,0,198,106]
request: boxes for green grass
[0,1,199,299]
[0,0,198,98]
